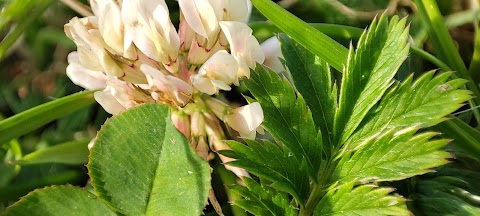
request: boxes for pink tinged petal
[66,52,107,90]
[122,0,179,68]
[200,50,238,83]
[107,78,138,109]
[190,111,206,137]
[178,13,196,51]
[171,111,191,140]
[91,0,124,54]
[219,21,265,77]
[219,21,250,54]
[65,17,123,77]
[140,64,192,105]
[209,0,249,22]
[94,87,126,115]
[192,75,217,95]
[178,0,218,39]
[205,97,229,119]
[210,79,231,91]
[224,102,264,139]
[195,137,210,161]
[237,61,250,81]
[187,36,224,65]
[261,36,284,72]
[246,36,265,67]
[192,50,238,94]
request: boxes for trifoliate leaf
[334,15,410,146]
[344,71,472,152]
[223,139,310,203]
[1,185,116,216]
[280,34,337,149]
[333,127,450,184]
[315,182,409,216]
[88,104,211,216]
[244,65,324,178]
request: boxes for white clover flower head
[65,0,265,175]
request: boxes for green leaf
[0,170,85,203]
[315,182,409,216]
[280,34,337,148]
[249,22,363,44]
[334,15,410,146]
[0,90,96,145]
[434,116,480,160]
[415,179,480,216]
[230,178,298,216]
[244,65,324,177]
[88,103,211,216]
[223,139,310,203]
[14,139,90,165]
[250,0,348,71]
[0,0,55,60]
[333,128,450,184]
[344,71,472,152]
[415,0,480,103]
[1,185,116,216]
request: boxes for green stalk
[0,90,96,145]
[250,0,349,71]
[434,116,480,160]
[299,160,337,216]
[414,0,480,104]
[0,0,55,59]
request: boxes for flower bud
[224,102,264,139]
[190,111,206,138]
[195,136,210,160]
[171,111,191,140]
[205,97,229,119]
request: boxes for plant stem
[299,161,337,216]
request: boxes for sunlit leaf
[1,185,116,216]
[244,65,324,178]
[315,182,409,216]
[334,15,410,146]
[280,34,337,148]
[88,104,211,215]
[344,71,472,152]
[223,139,310,203]
[333,128,450,184]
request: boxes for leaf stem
[300,161,337,216]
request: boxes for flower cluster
[65,0,265,176]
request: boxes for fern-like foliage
[241,64,324,178]
[315,182,409,216]
[334,15,410,146]
[230,178,299,216]
[342,71,472,152]
[223,14,472,215]
[222,140,310,203]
